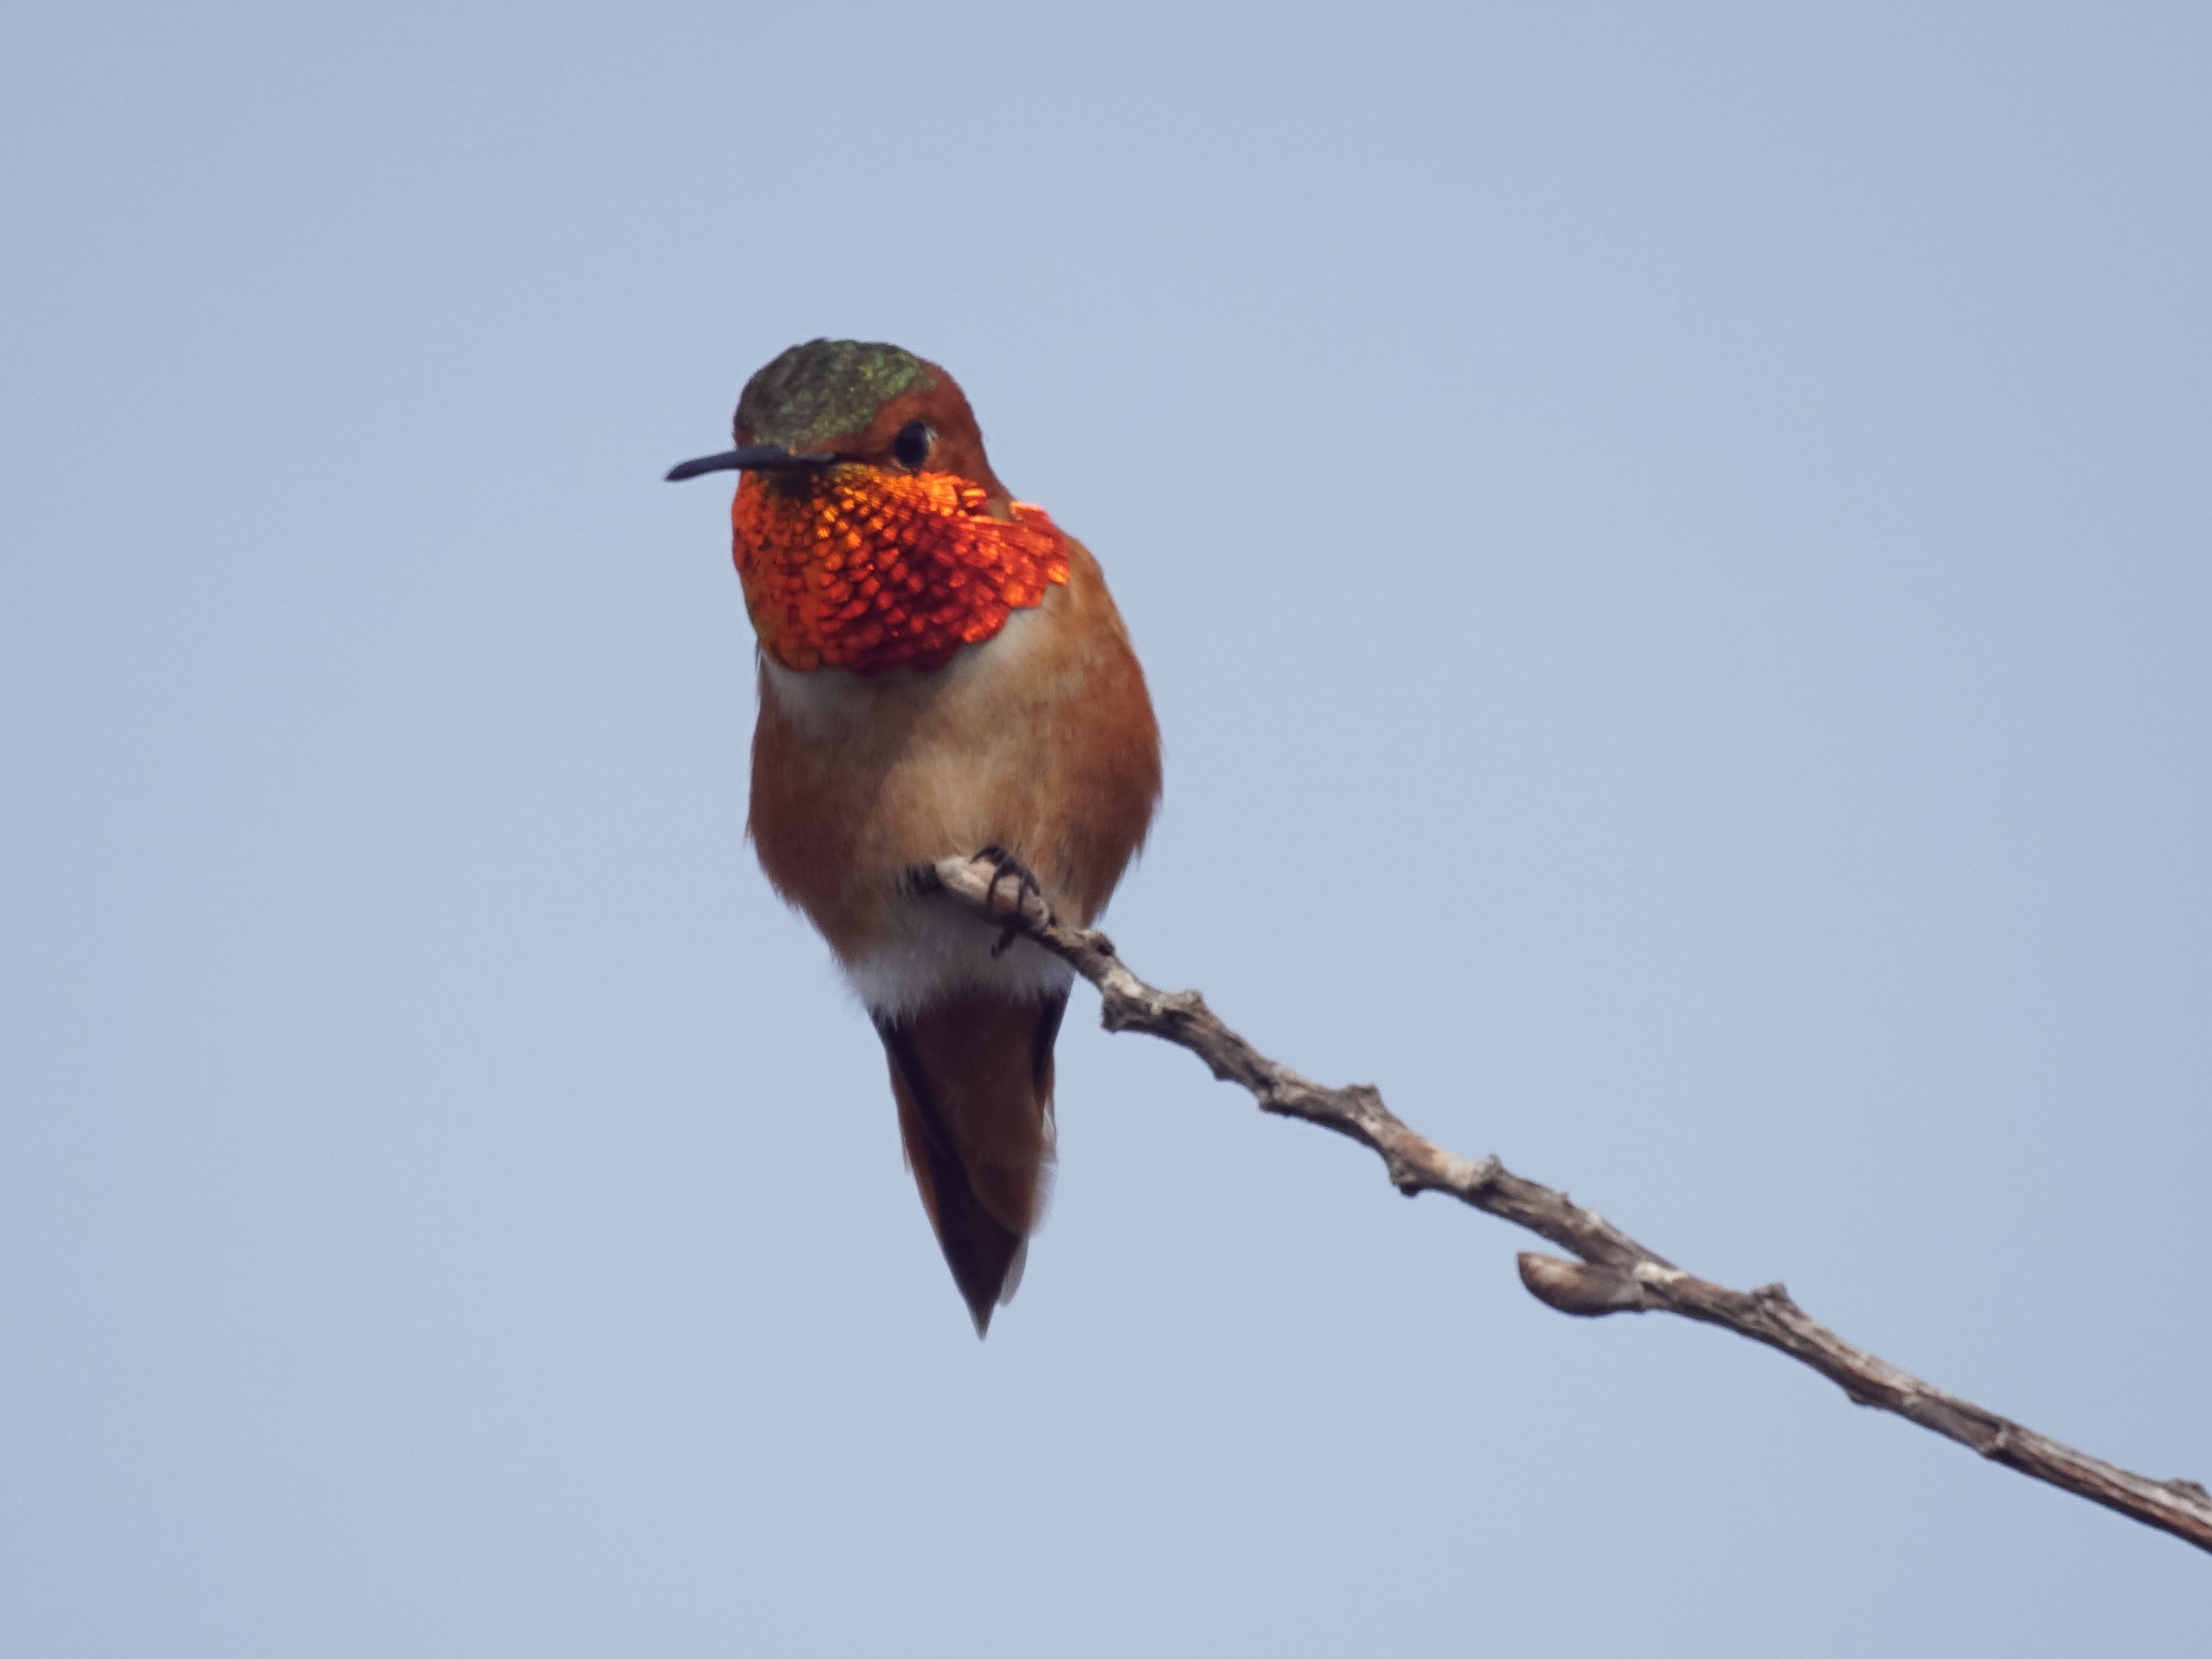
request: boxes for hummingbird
[668,340,1162,1334]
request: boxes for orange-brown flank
[733,466,1069,675]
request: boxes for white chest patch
[759,596,1053,732]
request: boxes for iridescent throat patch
[733,467,1068,675]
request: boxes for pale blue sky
[4,3,2209,1653]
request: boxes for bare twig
[932,852,2212,1556]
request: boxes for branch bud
[1517,1252,1649,1316]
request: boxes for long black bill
[664,444,837,483]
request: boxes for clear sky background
[4,3,2209,1653]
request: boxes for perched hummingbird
[668,340,1162,1334]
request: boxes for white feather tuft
[840,896,1074,1020]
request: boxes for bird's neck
[732,468,1068,676]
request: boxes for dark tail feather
[875,989,1067,1336]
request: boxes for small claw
[973,845,1039,908]
[972,844,1013,906]
[970,844,1044,953]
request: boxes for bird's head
[669,340,1065,676]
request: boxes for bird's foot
[973,844,1044,957]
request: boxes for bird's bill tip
[664,445,836,482]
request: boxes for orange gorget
[732,467,1069,676]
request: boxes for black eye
[892,421,933,469]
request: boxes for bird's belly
[747,554,1157,1018]
[751,605,1074,1009]
[839,895,1074,1021]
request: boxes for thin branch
[932,852,2212,1557]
